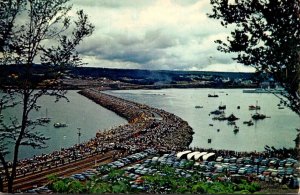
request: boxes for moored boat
[243,120,254,126]
[249,105,261,110]
[227,114,239,121]
[212,114,227,121]
[251,113,266,120]
[37,108,51,123]
[228,121,236,125]
[38,117,51,123]
[210,110,224,115]
[53,123,67,128]
[233,126,239,133]
[208,93,218,98]
[218,102,226,110]
[249,100,261,110]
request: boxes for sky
[71,0,255,72]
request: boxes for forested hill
[70,67,255,80]
[0,65,256,83]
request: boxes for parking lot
[28,149,299,193]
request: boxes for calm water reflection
[3,90,127,160]
[106,88,300,152]
[3,89,300,160]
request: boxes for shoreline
[2,88,299,192]
[78,88,194,151]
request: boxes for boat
[208,139,212,143]
[212,114,227,121]
[278,106,284,109]
[227,114,239,121]
[218,102,226,110]
[53,123,67,128]
[39,117,51,123]
[233,126,239,133]
[249,100,261,110]
[37,108,51,123]
[195,106,203,109]
[251,113,266,120]
[210,110,224,115]
[227,121,236,125]
[237,106,240,109]
[209,124,214,126]
[208,93,218,98]
[249,105,261,110]
[243,120,254,126]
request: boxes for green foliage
[208,0,300,110]
[89,182,111,193]
[67,180,84,193]
[52,180,68,193]
[191,182,207,193]
[112,181,130,193]
[46,164,263,194]
[46,174,59,183]
[237,180,261,193]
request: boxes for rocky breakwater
[78,89,194,152]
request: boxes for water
[2,88,300,160]
[2,90,127,160]
[106,88,300,152]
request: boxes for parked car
[215,166,225,173]
[229,165,238,174]
[236,158,244,164]
[260,159,270,166]
[269,158,279,167]
[229,157,237,163]
[71,174,86,181]
[279,160,287,167]
[223,158,230,163]
[238,167,247,175]
[216,156,224,162]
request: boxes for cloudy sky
[71,0,255,72]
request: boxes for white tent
[202,153,216,161]
[176,150,192,159]
[194,152,208,161]
[187,151,201,160]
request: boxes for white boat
[53,123,67,128]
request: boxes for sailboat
[38,108,51,123]
[251,101,266,120]
[249,100,261,110]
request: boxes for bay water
[2,88,300,160]
[106,88,300,152]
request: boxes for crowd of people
[1,88,194,179]
[1,88,298,181]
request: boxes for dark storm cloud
[72,0,255,72]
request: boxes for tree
[0,0,94,192]
[208,0,300,114]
